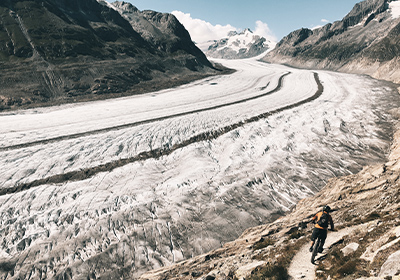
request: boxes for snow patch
[96,0,118,11]
[217,29,259,53]
[390,1,400,19]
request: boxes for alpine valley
[1,0,400,280]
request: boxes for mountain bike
[311,235,323,264]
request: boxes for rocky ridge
[139,108,400,279]
[0,0,220,111]
[109,1,210,65]
[263,0,400,83]
[204,29,274,59]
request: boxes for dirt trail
[288,225,364,280]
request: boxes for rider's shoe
[309,246,313,252]
[318,247,323,253]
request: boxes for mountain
[263,0,400,83]
[109,1,210,65]
[0,0,219,111]
[204,29,275,59]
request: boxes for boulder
[341,242,359,256]
[378,250,400,278]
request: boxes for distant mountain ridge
[204,29,275,59]
[0,0,218,111]
[263,0,400,83]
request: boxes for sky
[109,0,362,43]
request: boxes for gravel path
[288,225,363,279]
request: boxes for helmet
[323,205,331,213]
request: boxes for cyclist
[309,205,334,256]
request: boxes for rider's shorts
[311,227,327,242]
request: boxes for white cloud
[311,19,331,30]
[254,20,277,42]
[172,11,277,44]
[311,25,323,30]
[172,11,238,43]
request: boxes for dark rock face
[263,0,400,83]
[0,0,148,61]
[112,1,211,67]
[0,0,217,111]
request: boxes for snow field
[0,59,399,278]
[0,63,314,190]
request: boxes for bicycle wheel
[311,237,321,264]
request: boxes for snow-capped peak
[203,28,275,59]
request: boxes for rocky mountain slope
[139,107,400,280]
[263,0,400,83]
[109,1,210,63]
[0,0,220,111]
[204,29,274,59]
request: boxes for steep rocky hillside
[139,108,400,280]
[110,1,210,65]
[263,0,400,83]
[0,0,220,111]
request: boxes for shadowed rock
[0,0,221,111]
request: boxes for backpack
[317,212,329,228]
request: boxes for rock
[234,261,266,279]
[191,271,202,277]
[111,1,211,66]
[341,242,360,256]
[378,250,400,278]
[394,226,400,238]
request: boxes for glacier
[0,58,399,279]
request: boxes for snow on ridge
[390,0,400,19]
[96,0,118,11]
[217,29,266,53]
[219,31,255,53]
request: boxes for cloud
[311,19,331,30]
[172,11,238,43]
[311,25,323,30]
[172,11,277,44]
[254,20,277,42]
